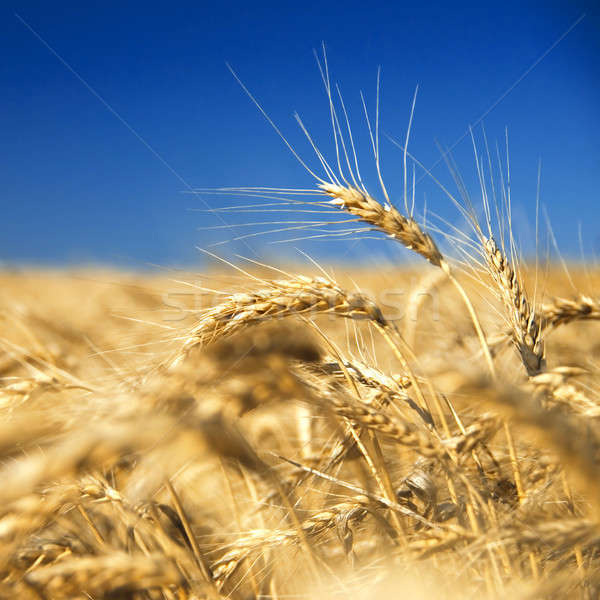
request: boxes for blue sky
[2,1,599,268]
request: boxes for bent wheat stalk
[319,183,496,377]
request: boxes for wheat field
[1,252,599,599]
[2,55,600,598]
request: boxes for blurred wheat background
[1,254,600,599]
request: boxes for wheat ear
[320,183,443,265]
[320,183,496,377]
[167,275,386,369]
[211,498,369,588]
[541,295,600,328]
[483,237,544,376]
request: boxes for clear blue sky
[2,1,599,267]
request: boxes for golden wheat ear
[541,294,600,328]
[483,236,545,376]
[319,183,444,267]
[164,274,387,369]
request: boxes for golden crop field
[1,256,599,599]
[4,1,598,596]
